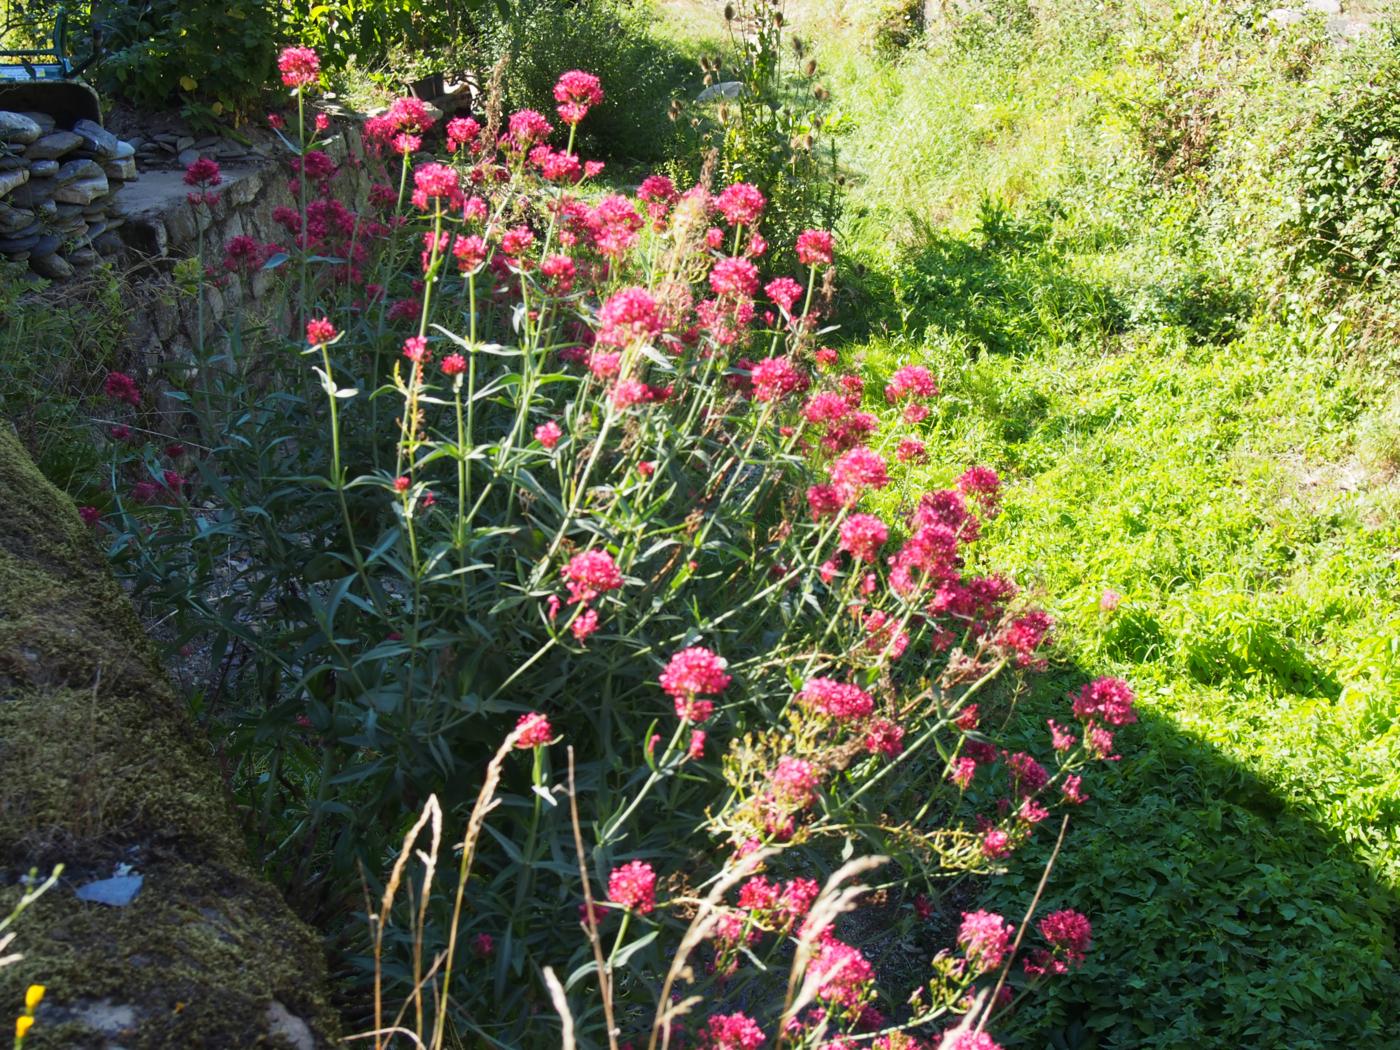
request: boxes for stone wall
[0,108,138,280]
[113,124,372,396]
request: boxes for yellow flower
[23,986,43,1010]
[15,1014,34,1039]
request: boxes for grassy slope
[643,1,1400,1035]
[790,0,1400,1044]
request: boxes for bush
[285,0,489,76]
[82,57,1132,1047]
[1292,25,1400,285]
[674,0,844,268]
[88,0,277,123]
[479,0,697,162]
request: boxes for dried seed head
[803,58,817,77]
[724,3,735,20]
[773,11,784,26]
[813,84,830,101]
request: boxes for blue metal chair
[0,1,91,81]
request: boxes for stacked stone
[0,110,140,280]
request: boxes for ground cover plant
[57,46,1138,1049]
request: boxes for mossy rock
[0,423,339,1048]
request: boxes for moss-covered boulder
[0,424,339,1048]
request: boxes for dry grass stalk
[775,855,887,1047]
[647,847,777,1050]
[542,966,577,1050]
[372,794,442,1050]
[432,726,530,1049]
[568,747,620,1050]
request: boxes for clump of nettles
[85,45,1137,1050]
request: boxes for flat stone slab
[73,117,120,158]
[0,110,41,144]
[25,130,82,160]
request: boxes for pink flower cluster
[715,182,766,227]
[278,46,320,89]
[659,646,732,723]
[1023,909,1093,975]
[554,70,604,125]
[607,860,657,913]
[957,909,1014,974]
[514,712,553,748]
[703,1012,765,1049]
[799,678,874,721]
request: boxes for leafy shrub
[479,0,696,162]
[1089,2,1248,183]
[88,0,278,123]
[869,0,926,58]
[1292,26,1400,284]
[1356,388,1400,473]
[285,0,492,75]
[82,56,1133,1047]
[672,0,843,268]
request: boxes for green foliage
[285,0,494,74]
[1292,24,1400,284]
[853,319,1400,1045]
[868,0,926,58]
[684,0,843,265]
[480,0,698,162]
[877,200,1126,353]
[1356,388,1400,473]
[88,0,278,123]
[0,265,126,492]
[819,0,1400,1042]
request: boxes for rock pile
[0,110,140,280]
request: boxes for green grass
[855,326,1400,1043]
[798,0,1400,1043]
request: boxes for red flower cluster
[715,182,766,227]
[607,860,657,913]
[514,712,553,748]
[659,646,732,723]
[278,46,320,89]
[554,70,604,125]
[795,228,835,267]
[703,1012,765,1049]
[563,549,623,604]
[1024,909,1092,976]
[104,371,141,406]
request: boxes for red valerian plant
[93,55,1134,1049]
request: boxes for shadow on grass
[842,197,1253,353]
[979,660,1398,1049]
